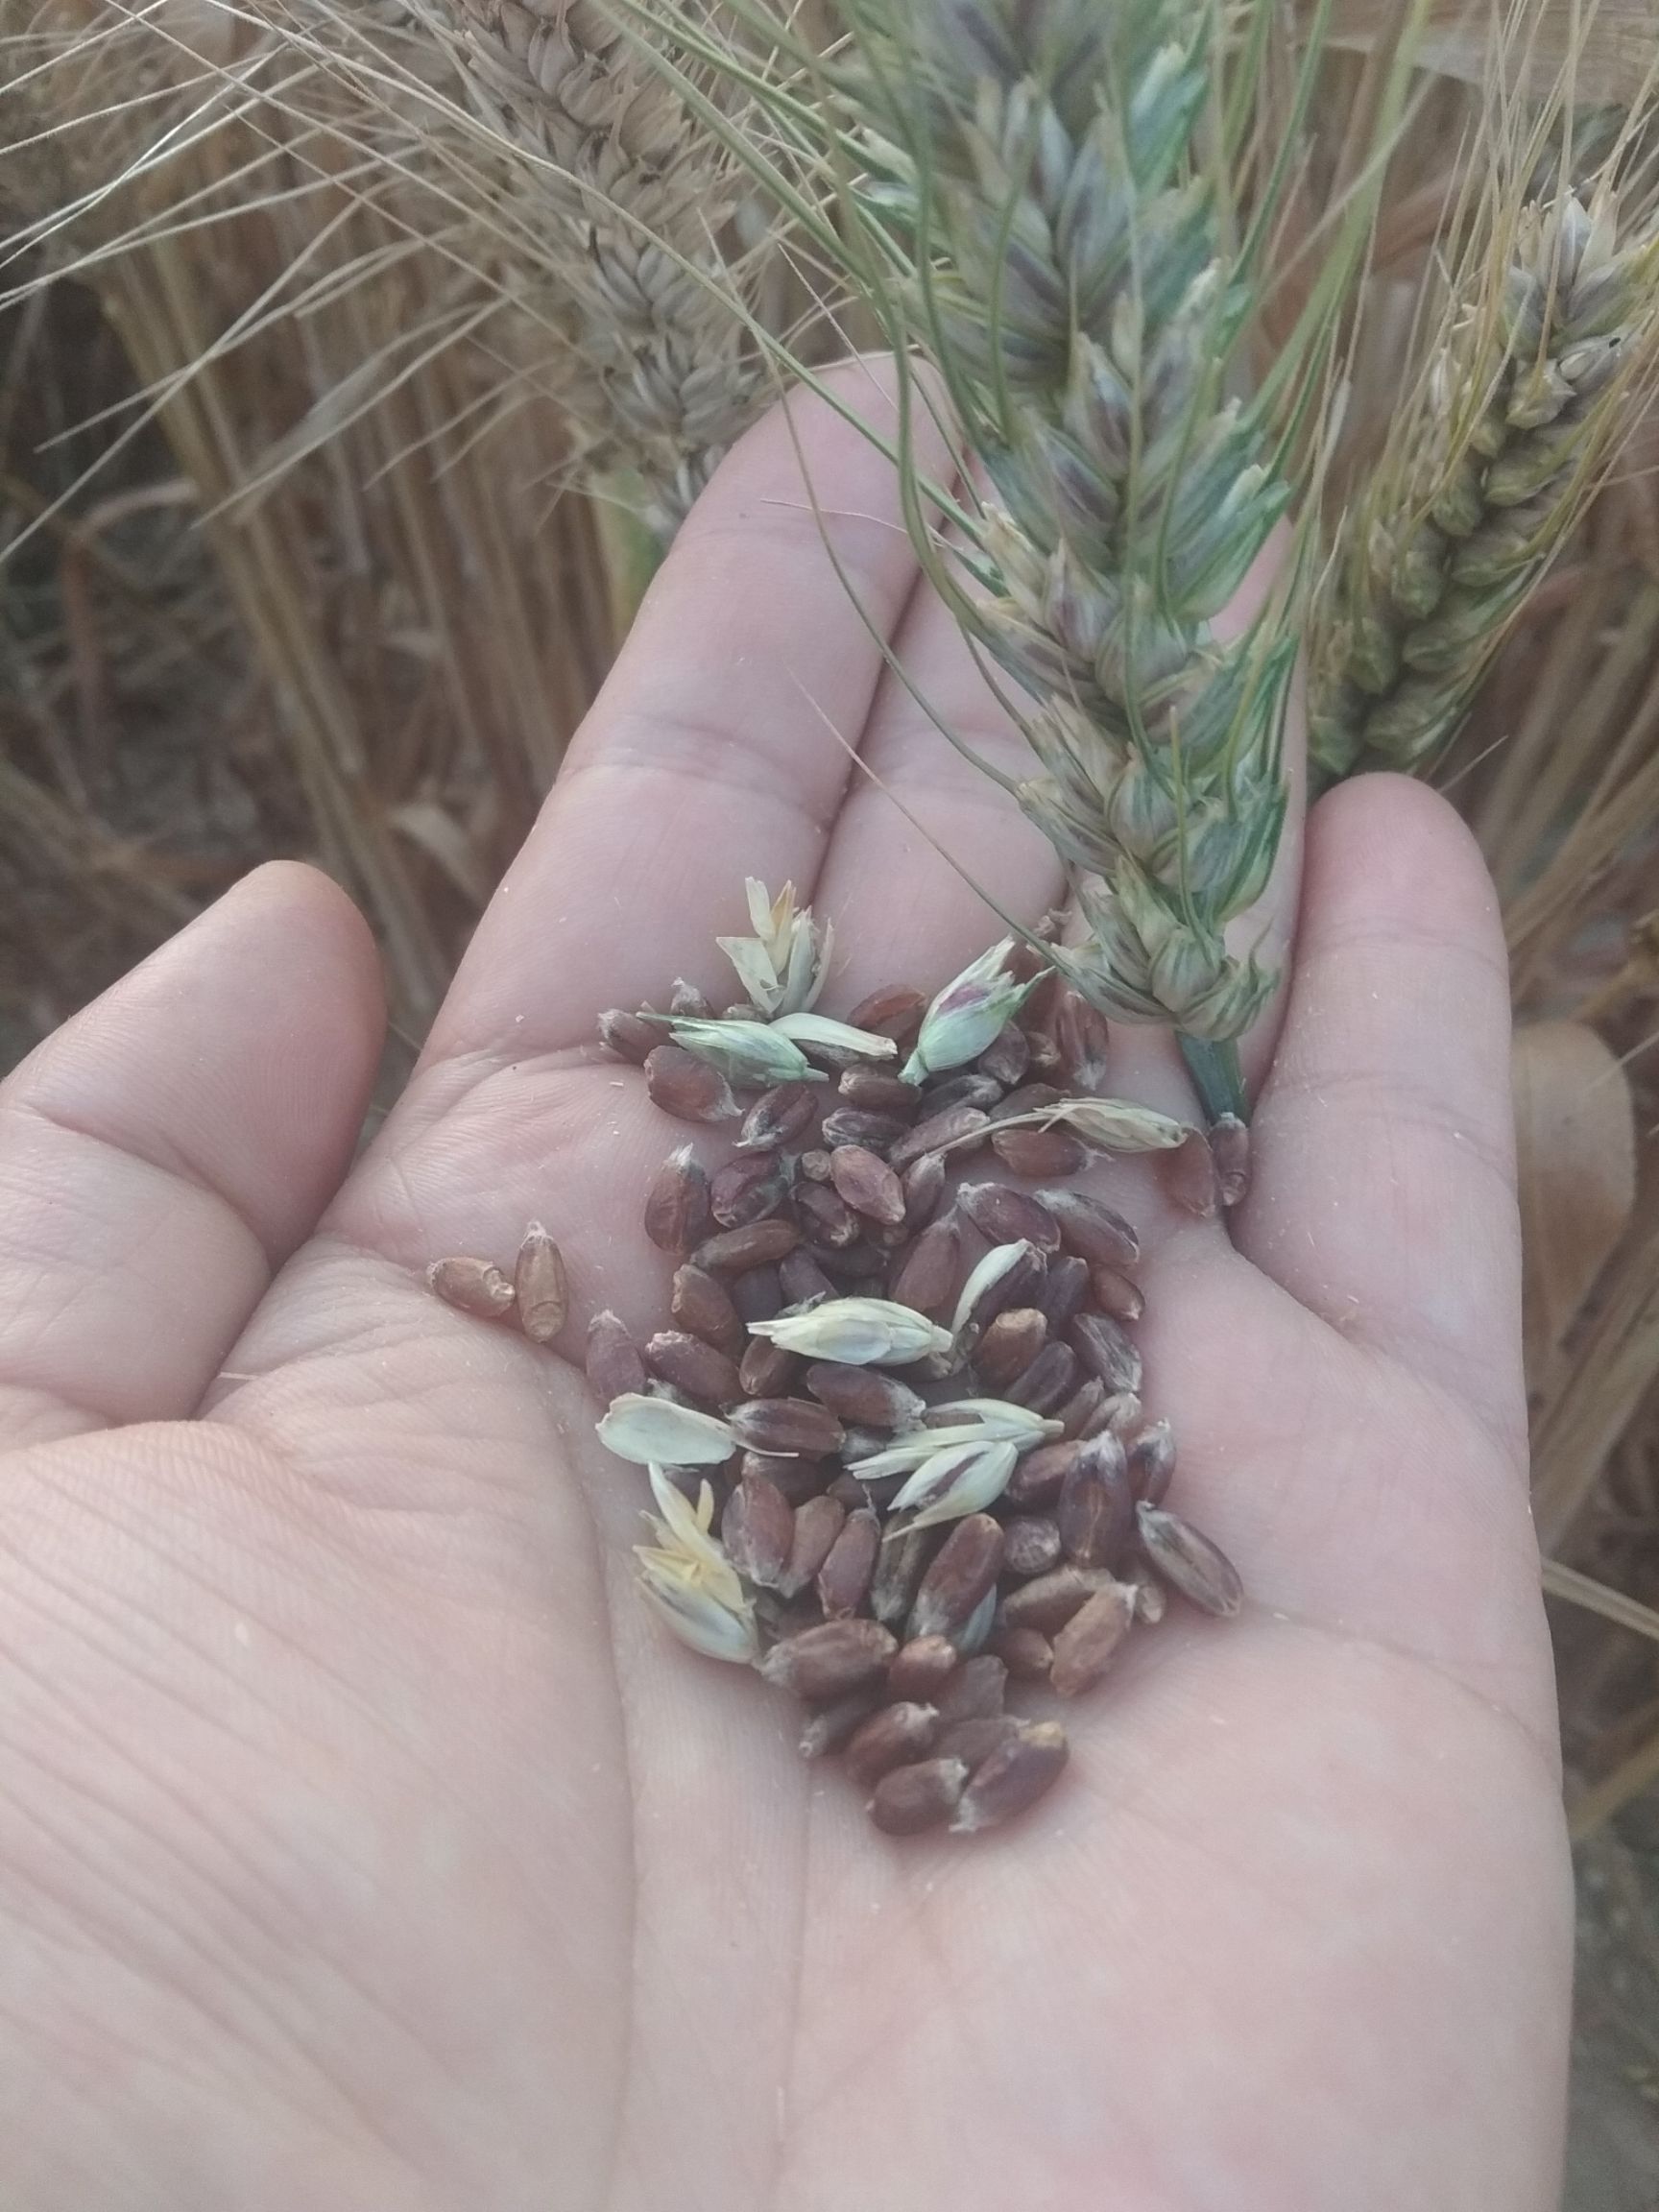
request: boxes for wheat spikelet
[1312,171,1659,780]
[414,0,763,534]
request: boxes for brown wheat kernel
[587,1310,647,1400]
[888,1214,963,1313]
[956,1182,1063,1252]
[975,1307,1048,1389]
[935,1714,1022,1768]
[794,1181,863,1249]
[728,1397,844,1456]
[513,1225,568,1342]
[778,1492,848,1599]
[1069,1311,1144,1395]
[644,1330,742,1406]
[721,1473,795,1588]
[845,983,927,1044]
[821,1106,909,1153]
[670,1264,745,1357]
[830,1144,907,1225]
[886,1633,961,1702]
[644,1044,739,1124]
[1005,1340,1081,1415]
[737,1340,796,1405]
[988,1625,1056,1681]
[844,1701,942,1787]
[598,1008,660,1064]
[1090,1389,1143,1439]
[1054,989,1112,1090]
[692,1218,801,1272]
[866,1214,913,1253]
[668,977,715,1019]
[778,1248,837,1308]
[644,1146,711,1255]
[950,1722,1069,1832]
[924,1070,1006,1115]
[1032,1252,1091,1334]
[1049,1582,1137,1696]
[991,1124,1087,1177]
[746,1453,828,1504]
[799,1687,886,1760]
[993,1081,1064,1122]
[804,1363,926,1428]
[907,1516,1006,1641]
[1003,1438,1081,1511]
[759,1617,897,1698]
[889,1105,991,1172]
[870,1523,936,1628]
[817,1508,881,1618]
[1056,1377,1108,1441]
[839,1069,922,1116]
[901,1151,948,1224]
[1002,1514,1064,1578]
[870,1756,969,1835]
[1159,1127,1221,1218]
[978,1022,1031,1088]
[1127,1419,1175,1505]
[1090,1263,1144,1323]
[711,1152,792,1230]
[819,1241,887,1286]
[934,1653,1008,1723]
[733,1081,821,1154]
[1136,1503,1243,1617]
[427,1256,517,1319]
[1057,1431,1133,1567]
[732,1264,783,1324]
[1038,1190,1141,1269]
[997,1565,1118,1635]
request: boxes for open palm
[0,367,1571,2211]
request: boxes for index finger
[421,359,947,1075]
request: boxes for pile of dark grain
[432,948,1244,1839]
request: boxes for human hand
[0,365,1570,2210]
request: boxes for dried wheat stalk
[1311,172,1659,780]
[3,0,610,1035]
[413,0,763,536]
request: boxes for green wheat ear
[607,0,1419,1117]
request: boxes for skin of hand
[0,361,1571,2212]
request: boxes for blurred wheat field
[6,0,1659,2200]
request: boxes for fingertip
[13,857,387,1262]
[1304,774,1505,972]
[217,861,386,1062]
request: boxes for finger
[0,865,383,1448]
[1237,774,1525,1450]
[422,359,949,1074]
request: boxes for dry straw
[1311,142,1659,781]
[406,0,768,537]
[2,1,611,1038]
